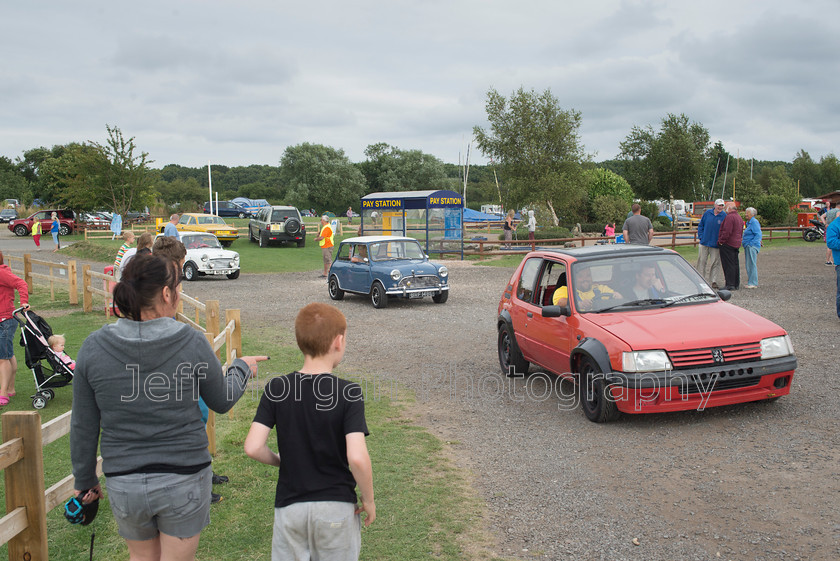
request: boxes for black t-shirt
[253,372,369,508]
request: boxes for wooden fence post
[23,254,32,293]
[82,265,92,313]
[226,309,242,360]
[68,260,78,305]
[206,300,220,338]
[203,332,217,456]
[2,412,48,560]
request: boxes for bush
[499,225,572,241]
[755,195,790,225]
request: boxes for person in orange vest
[314,215,335,278]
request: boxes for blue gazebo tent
[360,190,463,257]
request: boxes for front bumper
[603,355,797,413]
[385,285,449,297]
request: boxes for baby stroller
[14,307,74,409]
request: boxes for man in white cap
[696,199,726,288]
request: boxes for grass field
[0,301,496,560]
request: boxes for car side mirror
[542,305,570,318]
[716,289,732,301]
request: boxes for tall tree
[619,113,710,202]
[360,143,450,193]
[791,150,819,198]
[473,87,589,224]
[279,143,366,213]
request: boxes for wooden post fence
[0,411,103,560]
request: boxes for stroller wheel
[32,395,47,409]
[42,389,55,401]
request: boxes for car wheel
[13,225,27,236]
[329,276,345,300]
[803,230,820,242]
[248,227,255,242]
[285,218,301,235]
[59,224,71,236]
[432,290,448,304]
[183,262,198,281]
[238,212,246,218]
[226,270,240,280]
[578,356,620,423]
[259,232,269,247]
[370,281,388,308]
[497,324,529,376]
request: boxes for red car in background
[497,245,797,422]
[8,209,77,237]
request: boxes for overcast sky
[2,1,838,168]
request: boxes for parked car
[125,210,151,223]
[0,209,19,223]
[248,205,306,247]
[328,236,449,308]
[161,213,239,246]
[203,201,253,218]
[155,232,240,280]
[9,209,77,236]
[497,245,797,422]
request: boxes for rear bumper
[604,356,797,413]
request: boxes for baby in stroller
[48,334,75,370]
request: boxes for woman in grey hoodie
[70,252,266,561]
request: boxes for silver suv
[248,205,306,247]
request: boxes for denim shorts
[0,319,17,360]
[106,465,212,541]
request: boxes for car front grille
[668,342,761,368]
[398,275,440,289]
[210,259,235,269]
[680,371,761,394]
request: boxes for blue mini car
[328,236,450,308]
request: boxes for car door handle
[527,312,533,318]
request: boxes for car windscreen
[369,240,425,261]
[197,216,226,225]
[571,253,716,312]
[184,235,221,249]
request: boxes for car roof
[530,244,672,263]
[340,235,417,244]
[266,206,298,211]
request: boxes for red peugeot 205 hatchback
[497,244,796,422]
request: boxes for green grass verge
[0,310,493,560]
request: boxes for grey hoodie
[70,317,250,490]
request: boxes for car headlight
[622,350,672,372]
[228,260,235,267]
[201,254,209,262]
[760,335,794,359]
[390,269,401,281]
[438,266,448,278]
[233,254,240,262]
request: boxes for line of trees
[1,101,837,224]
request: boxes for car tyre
[259,232,269,248]
[370,281,388,308]
[328,276,345,300]
[13,225,28,237]
[59,224,71,236]
[184,262,198,281]
[578,357,620,423]
[432,290,449,304]
[497,324,529,376]
[238,212,246,218]
[226,270,240,280]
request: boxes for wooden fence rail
[0,411,103,560]
[6,255,78,305]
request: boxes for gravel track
[11,240,840,560]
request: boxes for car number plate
[410,291,432,299]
